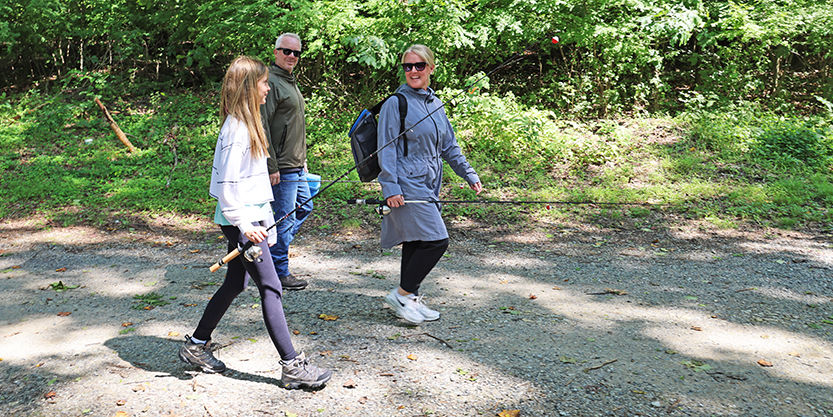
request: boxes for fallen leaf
[114,412,129,417]
[55,267,67,272]
[43,391,56,399]
[116,399,126,406]
[358,396,368,404]
[182,303,197,307]
[309,331,317,335]
[407,354,417,361]
[132,385,145,392]
[168,331,180,337]
[122,322,133,327]
[319,350,333,356]
[788,352,801,357]
[189,249,200,253]
[12,265,21,269]
[293,330,300,335]
[57,311,71,317]
[318,313,338,321]
[498,410,521,417]
[552,286,562,290]
[690,326,702,331]
[529,294,537,300]
[757,359,773,367]
[342,379,357,388]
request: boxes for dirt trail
[1,216,832,416]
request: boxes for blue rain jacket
[377,84,480,249]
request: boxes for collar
[270,64,296,82]
[399,84,435,98]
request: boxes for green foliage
[3,0,833,231]
[4,0,833,116]
[754,122,831,166]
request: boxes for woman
[377,45,483,324]
[178,56,331,390]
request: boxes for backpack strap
[394,93,408,157]
[369,93,409,156]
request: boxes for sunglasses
[276,47,302,57]
[401,62,427,72]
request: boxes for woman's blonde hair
[220,56,269,159]
[401,44,435,67]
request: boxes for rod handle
[346,198,384,205]
[209,248,241,273]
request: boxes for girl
[178,56,331,390]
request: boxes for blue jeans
[269,170,313,277]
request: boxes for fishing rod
[346,198,661,216]
[209,36,560,272]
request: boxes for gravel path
[1,216,832,417]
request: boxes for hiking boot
[280,274,308,290]
[413,295,440,321]
[178,335,226,373]
[280,352,332,390]
[385,289,424,325]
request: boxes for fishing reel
[374,204,391,217]
[241,244,263,263]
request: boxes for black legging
[399,238,449,294]
[193,225,297,361]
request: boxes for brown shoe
[279,274,308,290]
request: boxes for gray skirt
[380,201,448,249]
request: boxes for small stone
[651,401,662,407]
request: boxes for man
[261,33,312,290]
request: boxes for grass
[1,78,831,233]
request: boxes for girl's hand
[245,226,268,244]
[386,194,404,208]
[470,181,483,195]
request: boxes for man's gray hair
[275,33,302,50]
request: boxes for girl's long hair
[220,56,269,159]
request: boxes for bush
[753,121,832,167]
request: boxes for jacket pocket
[277,124,288,157]
[396,159,431,197]
[396,159,428,178]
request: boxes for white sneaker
[412,295,440,321]
[385,289,424,324]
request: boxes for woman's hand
[470,181,483,195]
[386,194,404,208]
[244,226,269,244]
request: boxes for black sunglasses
[401,62,427,72]
[276,47,302,57]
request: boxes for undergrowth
[1,75,831,232]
